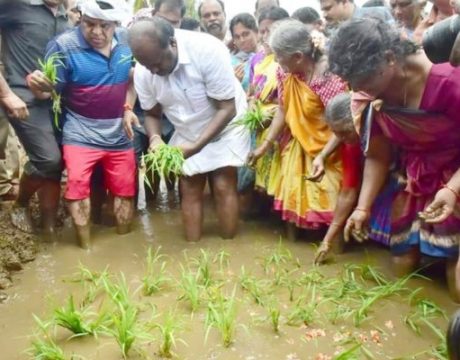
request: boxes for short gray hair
[269,19,321,61]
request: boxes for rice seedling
[107,301,139,359]
[143,247,170,296]
[354,272,414,326]
[205,286,239,347]
[239,266,270,305]
[53,295,92,337]
[153,309,186,358]
[38,53,65,129]
[213,249,230,273]
[69,264,110,306]
[234,100,271,131]
[143,144,184,181]
[101,272,133,310]
[28,315,66,360]
[264,297,281,333]
[177,266,203,312]
[262,240,293,274]
[333,343,361,360]
[191,249,213,287]
[30,338,66,360]
[287,288,320,327]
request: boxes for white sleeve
[133,63,158,111]
[200,38,236,101]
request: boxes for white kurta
[134,29,250,176]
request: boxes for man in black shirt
[0,0,69,237]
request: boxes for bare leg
[68,198,91,249]
[209,167,239,239]
[446,257,460,303]
[37,179,60,240]
[286,223,298,242]
[392,246,420,277]
[179,174,206,242]
[114,196,134,235]
[10,173,42,233]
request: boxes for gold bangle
[355,207,370,214]
[263,138,275,145]
[443,184,460,198]
[149,134,161,143]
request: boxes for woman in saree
[238,7,289,216]
[248,19,345,236]
[328,18,460,300]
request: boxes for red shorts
[63,145,136,200]
[341,143,363,189]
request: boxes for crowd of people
[0,0,460,304]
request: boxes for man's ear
[170,36,177,48]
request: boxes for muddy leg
[209,167,239,239]
[392,246,420,277]
[10,173,43,233]
[114,196,134,235]
[179,173,206,242]
[37,179,60,240]
[286,222,298,242]
[446,257,460,303]
[68,198,91,249]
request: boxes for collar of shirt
[29,0,67,17]
[171,30,191,74]
[76,26,119,51]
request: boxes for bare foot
[10,205,34,233]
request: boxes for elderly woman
[249,19,345,235]
[329,18,460,300]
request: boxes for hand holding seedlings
[177,141,198,159]
[27,70,55,95]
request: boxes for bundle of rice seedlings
[38,53,65,129]
[142,144,185,181]
[234,100,271,132]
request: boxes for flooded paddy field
[0,191,457,360]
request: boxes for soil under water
[0,189,457,360]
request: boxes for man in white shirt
[127,17,250,242]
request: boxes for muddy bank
[0,203,37,294]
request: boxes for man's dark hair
[292,7,321,25]
[198,0,225,18]
[180,16,200,30]
[229,13,258,36]
[362,0,386,7]
[128,17,175,49]
[154,0,186,17]
[257,6,289,24]
[328,18,418,84]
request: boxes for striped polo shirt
[45,26,132,150]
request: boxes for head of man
[254,0,279,18]
[154,0,185,28]
[292,6,323,31]
[128,17,178,76]
[319,0,354,27]
[79,1,126,49]
[198,0,227,40]
[389,0,425,30]
[230,13,259,54]
[452,0,460,13]
[257,6,289,52]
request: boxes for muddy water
[0,190,457,360]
